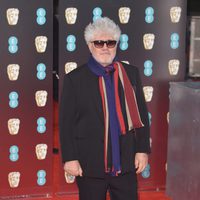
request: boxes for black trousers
[76,172,138,200]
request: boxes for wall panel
[58,0,187,194]
[0,0,53,198]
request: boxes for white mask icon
[65,8,78,24]
[7,8,19,25]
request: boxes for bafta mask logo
[143,86,154,102]
[170,7,182,23]
[65,8,78,24]
[143,33,155,50]
[35,144,48,160]
[35,90,48,107]
[7,64,20,81]
[8,172,20,188]
[64,171,75,184]
[7,8,19,25]
[8,118,20,135]
[35,36,48,53]
[118,7,131,24]
[65,62,77,74]
[168,59,180,75]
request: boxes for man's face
[88,33,117,67]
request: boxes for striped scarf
[88,56,144,175]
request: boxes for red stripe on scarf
[113,66,126,135]
[114,62,143,128]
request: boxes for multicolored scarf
[88,56,144,175]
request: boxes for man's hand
[64,160,83,176]
[135,153,148,174]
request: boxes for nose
[102,43,108,49]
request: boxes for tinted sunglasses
[91,40,117,48]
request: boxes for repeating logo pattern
[66,35,76,52]
[118,7,131,24]
[119,34,129,51]
[7,8,19,25]
[37,117,47,134]
[0,2,52,190]
[36,8,46,25]
[0,0,185,192]
[35,36,48,53]
[9,91,19,108]
[9,145,19,162]
[141,164,151,178]
[8,172,20,188]
[170,33,180,49]
[144,60,153,77]
[8,118,20,135]
[65,8,78,24]
[93,7,102,22]
[145,7,154,24]
[8,36,18,54]
[7,64,20,81]
[37,63,46,80]
[148,112,152,126]
[37,170,46,186]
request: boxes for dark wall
[187,0,200,15]
[57,0,187,194]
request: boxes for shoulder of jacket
[119,62,138,72]
[63,63,89,79]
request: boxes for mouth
[100,52,110,55]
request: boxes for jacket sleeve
[59,74,79,163]
[134,68,151,154]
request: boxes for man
[59,17,150,200]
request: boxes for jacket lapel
[88,70,104,124]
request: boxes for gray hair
[84,17,121,44]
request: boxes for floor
[27,153,171,200]
[26,190,172,200]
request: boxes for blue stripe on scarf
[87,56,121,175]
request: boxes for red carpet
[33,192,171,200]
[50,153,171,200]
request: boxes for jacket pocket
[120,129,136,173]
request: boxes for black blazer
[59,62,150,178]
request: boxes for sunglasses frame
[91,40,117,49]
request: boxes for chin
[100,61,112,66]
[101,58,113,65]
